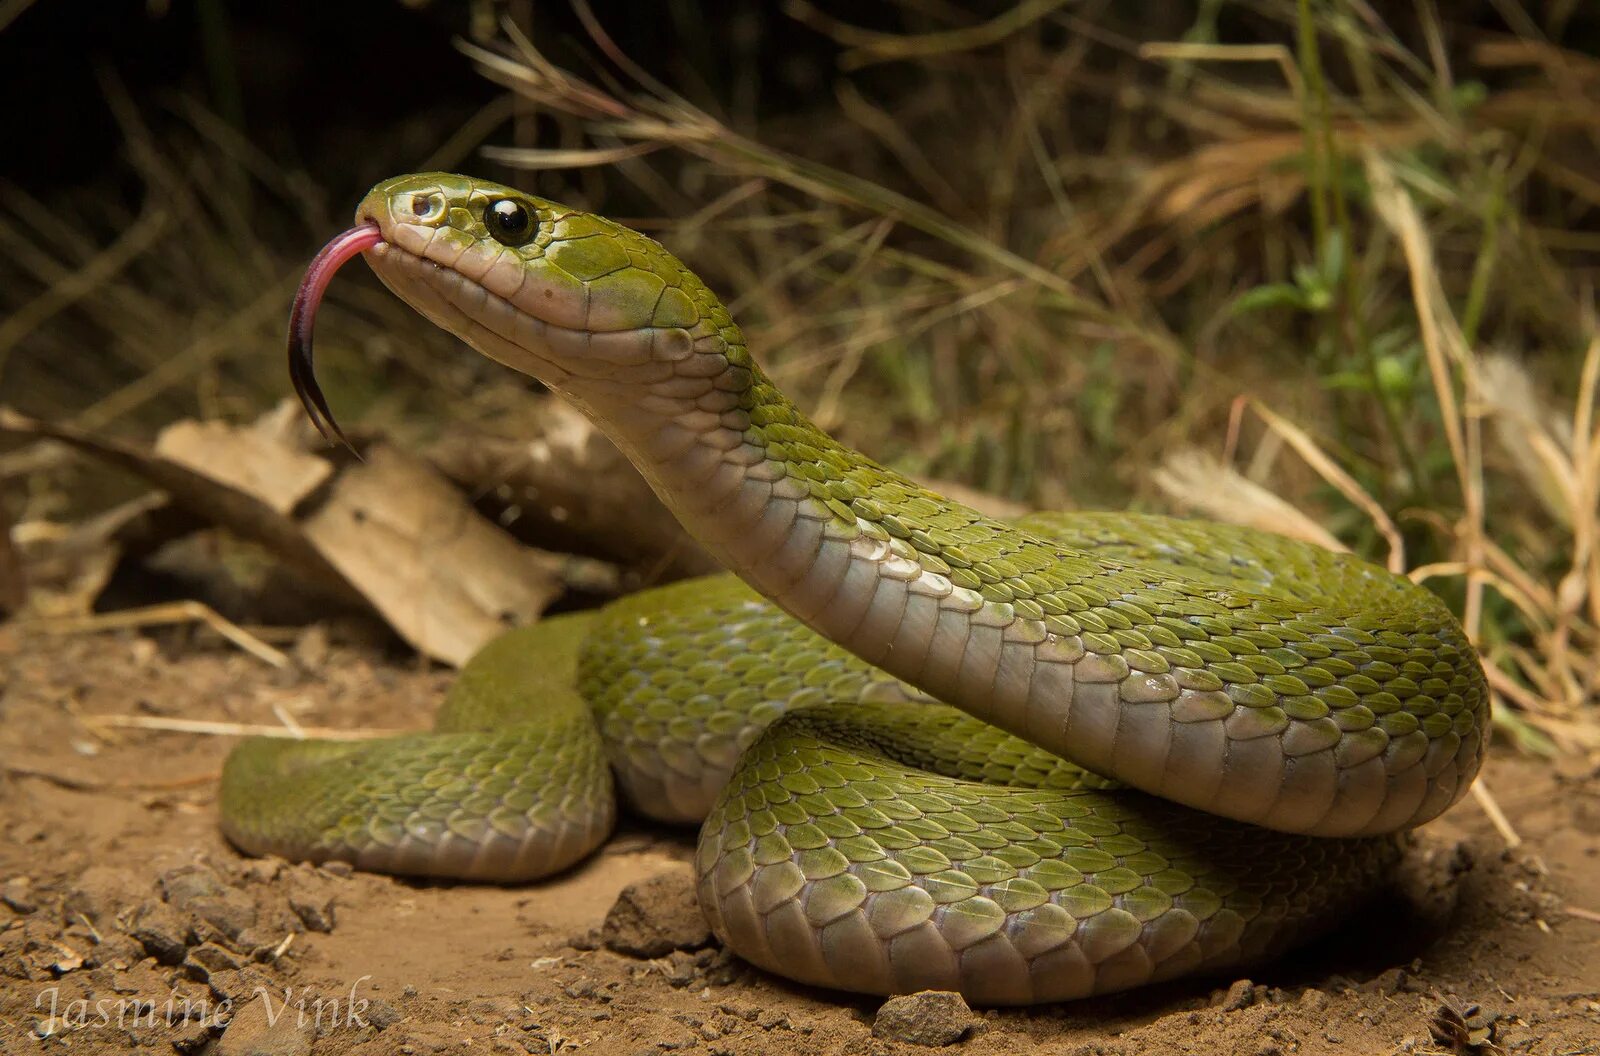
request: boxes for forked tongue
[288,222,384,451]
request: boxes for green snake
[220,172,1487,1006]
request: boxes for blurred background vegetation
[3,0,1598,753]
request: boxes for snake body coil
[222,173,1488,1005]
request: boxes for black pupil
[487,199,533,244]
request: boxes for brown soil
[2,623,1597,1055]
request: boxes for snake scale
[220,172,1488,1005]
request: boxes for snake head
[290,172,748,446]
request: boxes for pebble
[2,878,37,914]
[184,942,244,981]
[288,890,337,933]
[160,865,230,907]
[1357,967,1409,996]
[872,990,979,1047]
[215,993,314,1056]
[601,867,712,959]
[365,997,403,1030]
[129,900,191,965]
[64,865,145,927]
[1217,978,1258,1012]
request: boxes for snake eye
[485,198,537,246]
[409,192,444,221]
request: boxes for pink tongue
[288,222,384,449]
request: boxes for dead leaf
[1428,998,1506,1056]
[297,444,560,666]
[1,406,342,585]
[2,404,565,666]
[10,492,177,619]
[155,403,332,517]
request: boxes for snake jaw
[287,221,384,453]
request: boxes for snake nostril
[410,192,445,222]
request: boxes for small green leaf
[1228,283,1307,317]
[1320,370,1375,392]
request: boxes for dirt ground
[2,622,1597,1055]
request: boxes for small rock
[697,946,742,987]
[872,991,978,1047]
[129,901,191,965]
[161,865,258,942]
[170,1016,216,1053]
[64,865,145,927]
[649,1019,700,1051]
[318,861,353,878]
[238,860,283,885]
[48,941,84,974]
[0,919,53,981]
[235,927,287,959]
[1357,967,1408,996]
[189,896,260,943]
[184,942,243,981]
[567,927,602,951]
[562,977,601,1000]
[663,950,699,987]
[2,878,37,914]
[216,993,314,1056]
[601,867,712,959]
[160,865,230,908]
[1298,988,1330,1013]
[205,966,276,1004]
[288,890,336,933]
[82,931,142,970]
[1217,978,1257,1012]
[365,998,403,1030]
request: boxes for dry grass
[3,2,1597,753]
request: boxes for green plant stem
[1295,0,1329,250]
[1460,176,1504,348]
[1298,0,1424,503]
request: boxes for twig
[82,714,409,741]
[788,0,1076,70]
[1471,780,1523,850]
[3,764,216,793]
[25,601,293,669]
[1251,400,1405,572]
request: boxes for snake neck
[599,335,1039,707]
